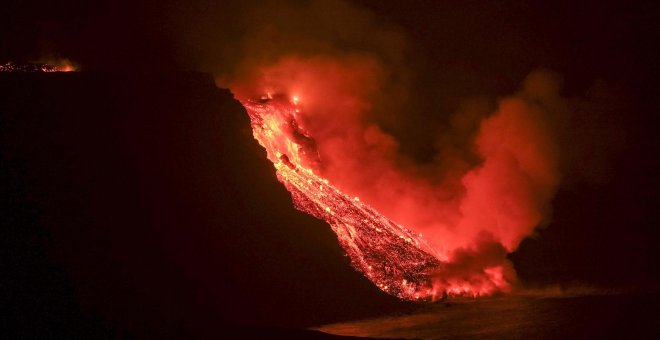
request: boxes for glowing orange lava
[231,58,565,302]
[241,94,507,301]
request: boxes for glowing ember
[242,95,445,301]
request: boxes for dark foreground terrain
[0,73,409,338]
[320,293,660,339]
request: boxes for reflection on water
[317,293,659,339]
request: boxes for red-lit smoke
[229,55,563,296]
[202,0,567,296]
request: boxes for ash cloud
[165,0,619,294]
[195,0,565,293]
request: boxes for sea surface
[317,292,659,339]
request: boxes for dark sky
[1,0,659,337]
[3,1,658,81]
[2,0,658,156]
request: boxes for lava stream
[242,95,446,301]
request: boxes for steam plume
[215,0,565,294]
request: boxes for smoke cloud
[199,0,570,293]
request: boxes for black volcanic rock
[0,73,409,338]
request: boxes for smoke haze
[206,1,576,292]
[11,0,640,293]
[2,1,658,337]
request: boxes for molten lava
[242,95,449,301]
[231,50,561,304]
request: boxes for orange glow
[49,58,77,72]
[232,58,561,301]
[58,64,75,72]
[240,95,518,300]
[242,96,442,300]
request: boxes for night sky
[2,0,659,338]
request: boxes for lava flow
[242,95,444,301]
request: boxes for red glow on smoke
[231,56,561,300]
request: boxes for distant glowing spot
[292,96,299,104]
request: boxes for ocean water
[317,293,659,339]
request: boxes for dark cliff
[0,72,407,338]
